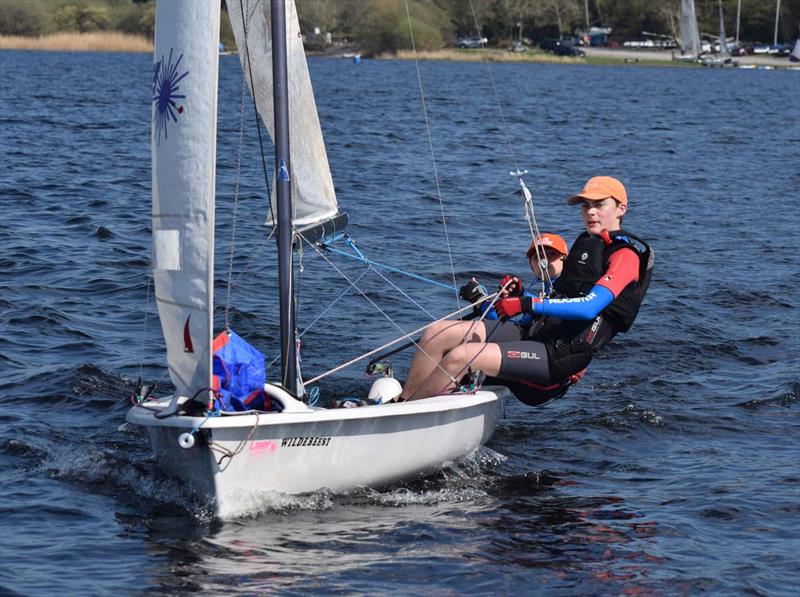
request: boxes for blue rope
[322,242,456,291]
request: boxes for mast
[718,0,728,56]
[735,0,742,44]
[271,0,298,392]
[774,0,781,46]
[584,0,590,34]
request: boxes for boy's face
[578,197,626,234]
[529,248,565,279]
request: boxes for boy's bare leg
[410,342,502,400]
[402,320,487,400]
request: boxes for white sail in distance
[227,0,339,227]
[680,0,702,56]
[151,1,220,400]
[718,0,730,57]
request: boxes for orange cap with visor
[527,233,568,259]
[567,176,628,206]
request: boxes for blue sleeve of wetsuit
[532,285,614,320]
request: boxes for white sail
[151,0,220,400]
[680,0,702,56]
[790,37,800,62]
[718,0,730,58]
[227,0,339,227]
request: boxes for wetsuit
[484,230,653,406]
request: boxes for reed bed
[0,32,152,53]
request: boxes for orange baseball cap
[527,233,568,259]
[567,176,628,206]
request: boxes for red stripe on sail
[183,315,194,353]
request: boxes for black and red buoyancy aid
[553,229,654,333]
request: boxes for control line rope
[304,295,497,387]
[404,0,461,309]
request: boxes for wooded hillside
[1,0,797,55]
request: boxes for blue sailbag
[212,330,278,412]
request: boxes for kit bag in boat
[212,330,279,412]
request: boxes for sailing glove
[495,296,535,319]
[499,274,524,297]
[459,279,487,304]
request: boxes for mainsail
[680,0,702,56]
[151,1,221,399]
[718,0,730,58]
[227,0,339,227]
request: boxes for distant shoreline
[2,33,794,69]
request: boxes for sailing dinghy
[126,0,501,518]
[701,0,738,67]
[677,0,703,62]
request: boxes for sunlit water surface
[1,50,798,595]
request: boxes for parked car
[456,36,487,49]
[540,38,586,56]
[731,42,755,56]
[555,42,585,56]
[539,38,560,52]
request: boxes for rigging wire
[467,1,552,296]
[297,231,463,389]
[238,0,275,225]
[366,264,439,321]
[137,274,152,383]
[267,267,370,369]
[403,0,461,309]
[223,72,249,329]
[468,0,521,175]
[304,295,496,387]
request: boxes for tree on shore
[1,0,797,52]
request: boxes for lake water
[1,49,798,595]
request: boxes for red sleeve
[595,247,639,298]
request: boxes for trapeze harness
[485,229,653,406]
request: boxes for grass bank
[388,48,586,64]
[0,32,151,52]
[381,48,699,67]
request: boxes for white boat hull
[127,390,502,518]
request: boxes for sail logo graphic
[153,48,189,144]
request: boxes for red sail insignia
[183,315,194,353]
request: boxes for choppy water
[1,49,798,595]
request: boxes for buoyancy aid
[553,228,653,333]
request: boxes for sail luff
[152,0,220,400]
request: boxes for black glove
[459,279,486,303]
[499,274,524,297]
